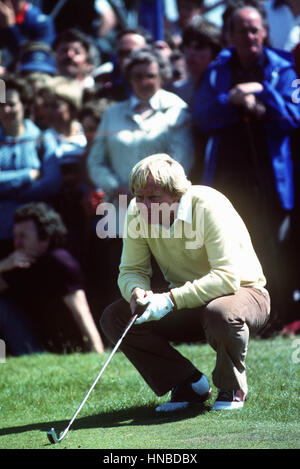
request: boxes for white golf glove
[135,293,174,324]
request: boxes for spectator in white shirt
[87,48,195,206]
[87,48,195,304]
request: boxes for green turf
[0,336,299,449]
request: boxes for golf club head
[47,428,60,444]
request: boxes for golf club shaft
[62,314,138,435]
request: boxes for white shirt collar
[128,188,193,233]
[130,189,193,224]
[130,90,162,112]
[175,190,193,224]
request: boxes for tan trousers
[100,287,270,396]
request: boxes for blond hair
[129,154,191,197]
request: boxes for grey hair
[129,154,191,197]
[228,4,269,32]
[123,48,172,83]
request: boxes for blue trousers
[0,294,41,356]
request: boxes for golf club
[47,313,138,444]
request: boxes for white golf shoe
[212,389,247,411]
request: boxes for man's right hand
[0,250,33,273]
[229,82,266,117]
[130,287,153,316]
[30,169,41,181]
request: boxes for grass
[0,336,299,450]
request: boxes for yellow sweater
[118,185,267,309]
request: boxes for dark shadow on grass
[94,402,211,428]
[0,402,211,445]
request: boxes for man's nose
[3,105,12,113]
[14,238,21,249]
[246,30,258,40]
[143,199,153,210]
[67,49,75,59]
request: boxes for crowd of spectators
[0,0,300,355]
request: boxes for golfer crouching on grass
[100,153,270,411]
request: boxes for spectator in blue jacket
[0,76,61,257]
[191,4,300,329]
[0,0,55,69]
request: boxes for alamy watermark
[292,338,300,364]
[0,339,6,364]
[291,79,300,103]
[0,79,5,104]
[95,196,203,249]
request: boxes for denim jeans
[0,293,41,356]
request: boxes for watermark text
[0,339,6,363]
[95,196,203,249]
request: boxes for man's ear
[261,26,268,43]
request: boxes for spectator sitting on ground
[0,202,104,355]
